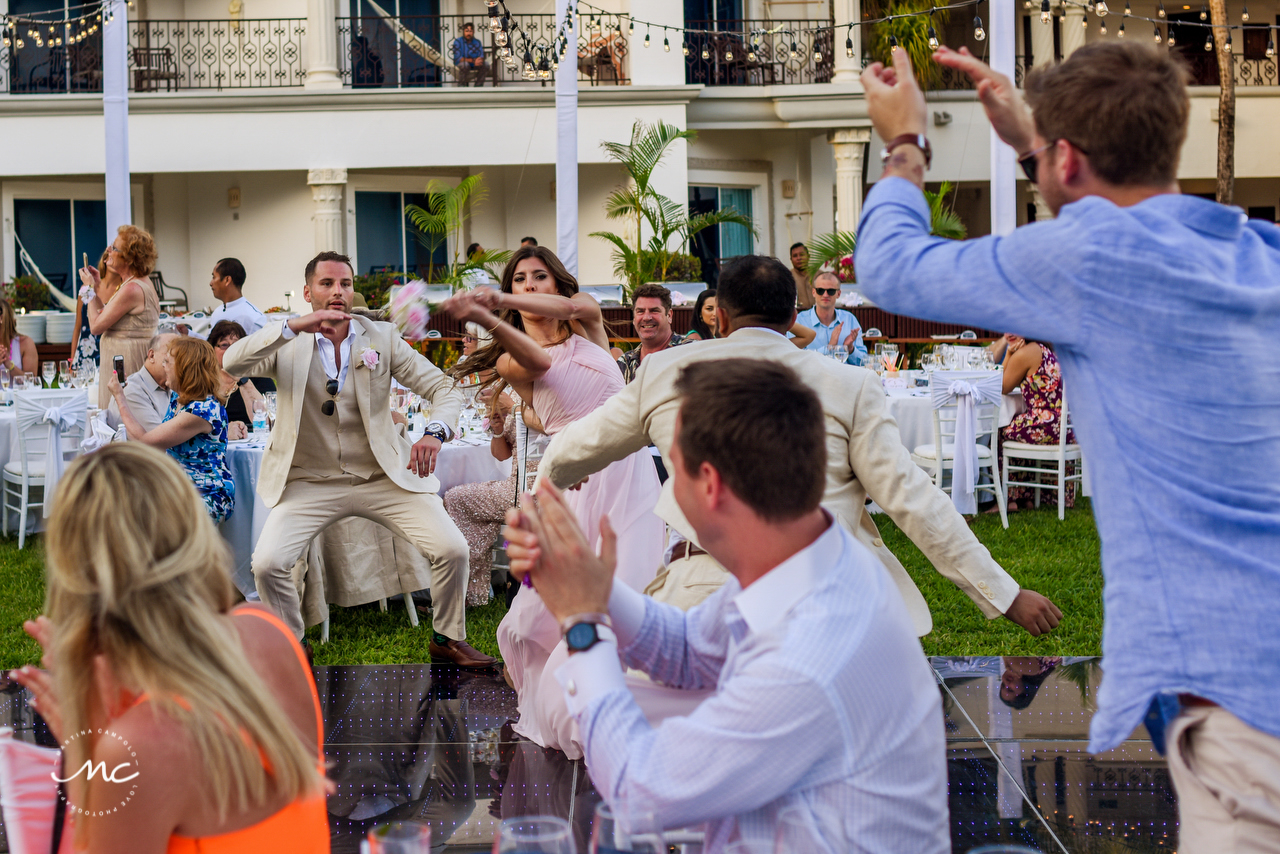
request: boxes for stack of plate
[15,314,45,344]
[44,313,77,344]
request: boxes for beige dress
[98,277,160,408]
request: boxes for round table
[885,386,1026,452]
[219,436,508,610]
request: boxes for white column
[1061,3,1087,58]
[103,0,132,233]
[555,2,578,277]
[829,128,871,231]
[1030,10,1056,67]
[304,0,342,89]
[831,0,862,84]
[308,169,347,252]
[989,0,1018,236]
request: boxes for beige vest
[289,348,379,481]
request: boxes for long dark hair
[690,289,717,340]
[449,245,580,383]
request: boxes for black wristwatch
[237,376,252,387]
[561,612,613,653]
[424,426,448,443]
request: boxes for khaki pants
[644,551,728,611]
[252,475,469,640]
[1167,704,1280,853]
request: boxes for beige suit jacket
[538,326,1020,635]
[223,315,464,507]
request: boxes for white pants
[1167,704,1280,854]
[251,474,469,640]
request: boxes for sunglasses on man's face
[321,378,339,416]
[1019,139,1090,184]
[814,288,839,297]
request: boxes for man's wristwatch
[561,613,613,653]
[880,133,932,169]
[423,421,448,443]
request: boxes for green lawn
[0,500,1102,668]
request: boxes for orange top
[146,608,329,854]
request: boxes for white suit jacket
[223,315,463,507]
[538,326,1021,635]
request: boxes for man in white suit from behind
[223,251,496,668]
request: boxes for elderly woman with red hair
[80,224,161,407]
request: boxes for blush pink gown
[498,334,664,757]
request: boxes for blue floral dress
[163,393,235,522]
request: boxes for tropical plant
[1,276,49,313]
[404,174,512,289]
[352,270,401,310]
[639,250,702,283]
[863,0,951,89]
[805,231,859,283]
[924,180,967,240]
[592,121,756,299]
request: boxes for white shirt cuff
[425,420,453,441]
[555,631,627,717]
[608,581,648,648]
[281,320,297,340]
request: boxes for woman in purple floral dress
[992,334,1076,510]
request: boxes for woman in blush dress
[443,246,664,758]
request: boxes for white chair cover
[0,728,62,854]
[931,370,1003,514]
[14,390,88,517]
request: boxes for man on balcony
[452,23,486,87]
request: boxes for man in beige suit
[224,251,496,667]
[539,255,1061,637]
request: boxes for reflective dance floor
[0,657,1177,852]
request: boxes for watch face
[565,622,598,651]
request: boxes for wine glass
[493,816,574,854]
[12,374,26,392]
[590,803,663,854]
[42,362,56,389]
[368,821,431,853]
[58,360,71,388]
[265,392,278,426]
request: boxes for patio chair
[1001,388,1084,521]
[150,270,189,314]
[2,389,87,549]
[911,370,1007,527]
[132,47,179,92]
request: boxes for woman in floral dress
[106,336,234,522]
[992,334,1075,510]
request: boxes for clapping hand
[502,482,616,623]
[861,47,928,143]
[828,323,844,349]
[843,328,859,351]
[933,47,1036,155]
[11,617,65,742]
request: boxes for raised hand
[861,46,928,142]
[828,322,844,349]
[843,328,859,351]
[287,309,352,336]
[470,287,503,312]
[933,47,1036,154]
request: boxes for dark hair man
[858,42,1280,848]
[207,257,266,337]
[617,283,686,383]
[539,254,1061,638]
[504,360,948,849]
[520,236,538,247]
[788,241,813,310]
[223,251,495,668]
[451,22,486,87]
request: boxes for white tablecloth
[885,386,1026,453]
[219,436,508,606]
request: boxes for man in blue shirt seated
[857,41,1280,852]
[794,271,868,365]
[451,22,485,86]
[503,359,949,852]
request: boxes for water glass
[41,362,55,388]
[251,399,268,436]
[12,374,26,392]
[368,821,431,853]
[590,803,663,854]
[493,815,575,853]
[58,360,71,387]
[24,372,36,390]
[265,392,278,425]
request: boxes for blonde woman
[108,336,235,521]
[10,443,327,853]
[80,224,161,407]
[0,298,38,374]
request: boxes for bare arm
[70,297,84,357]
[479,288,611,353]
[1001,340,1041,395]
[788,322,816,349]
[17,335,38,375]
[88,279,145,336]
[444,292,554,380]
[108,372,209,448]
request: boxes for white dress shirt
[556,521,950,853]
[207,297,267,337]
[280,319,356,391]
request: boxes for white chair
[3,389,87,548]
[1001,389,1083,521]
[910,371,1008,528]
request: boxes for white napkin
[80,412,121,454]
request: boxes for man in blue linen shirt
[503,359,949,853]
[451,22,486,86]
[794,270,868,365]
[856,41,1280,850]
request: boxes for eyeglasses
[814,288,839,296]
[106,245,120,255]
[1018,139,1090,184]
[321,378,339,416]
[213,340,236,350]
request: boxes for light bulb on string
[1154,24,1162,41]
[488,7,500,32]
[1099,16,1107,33]
[1118,19,1125,35]
[1157,0,1166,15]
[1204,30,1213,49]
[1199,3,1207,20]
[927,23,940,48]
[1123,0,1130,13]
[1226,30,1232,48]
[789,40,798,58]
[814,46,822,61]
[973,15,986,39]
[522,49,535,79]
[701,45,709,59]
[495,19,508,45]
[498,44,510,58]
[682,40,689,55]
[889,33,899,47]
[1040,0,1051,24]
[628,18,634,34]
[845,33,853,57]
[663,33,670,51]
[1241,5,1249,21]
[1266,34,1275,57]
[1095,0,1108,16]
[643,30,649,47]
[1023,0,1031,9]
[725,47,733,60]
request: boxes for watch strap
[559,612,612,636]
[881,133,932,169]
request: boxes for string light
[927,22,940,48]
[1199,3,1207,20]
[1123,0,1131,14]
[701,45,709,60]
[1241,4,1249,21]
[1153,24,1162,41]
[814,46,823,61]
[1226,30,1232,48]
[973,15,986,39]
[889,34,899,47]
[845,33,854,57]
[725,46,733,60]
[681,40,689,55]
[663,34,670,51]
[1041,0,1051,24]
[1204,30,1213,49]
[1099,17,1107,33]
[643,29,649,47]
[1157,0,1166,15]
[1095,0,1109,16]
[1118,19,1125,35]
[789,40,798,59]
[1167,26,1175,45]
[1267,34,1275,57]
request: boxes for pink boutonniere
[359,348,380,370]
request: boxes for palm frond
[923,181,968,240]
[805,231,858,280]
[865,0,950,89]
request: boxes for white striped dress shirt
[556,520,950,853]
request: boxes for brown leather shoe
[429,637,499,669]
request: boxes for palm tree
[405,174,511,288]
[592,120,756,298]
[863,0,951,89]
